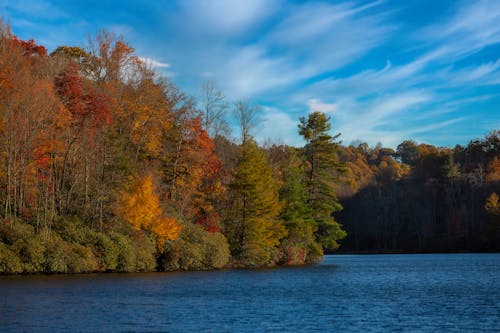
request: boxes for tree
[234,101,259,142]
[396,140,419,165]
[201,81,229,138]
[485,192,500,215]
[298,112,346,250]
[279,149,322,264]
[115,174,181,251]
[224,138,286,267]
[442,152,461,181]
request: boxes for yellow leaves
[150,217,181,251]
[485,192,500,215]
[116,174,181,248]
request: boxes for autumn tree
[485,193,500,215]
[115,174,181,250]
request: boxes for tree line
[337,135,500,253]
[0,25,498,274]
[0,25,345,273]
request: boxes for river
[1,253,499,332]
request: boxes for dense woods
[0,24,498,274]
[337,135,500,253]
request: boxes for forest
[0,24,498,274]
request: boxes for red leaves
[82,90,112,127]
[188,117,224,178]
[195,210,220,233]
[11,36,47,57]
[54,63,85,116]
[54,62,112,128]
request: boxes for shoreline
[2,252,499,277]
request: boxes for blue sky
[1,0,499,147]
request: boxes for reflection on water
[1,254,499,332]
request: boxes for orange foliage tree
[115,174,181,250]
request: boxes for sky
[1,0,499,148]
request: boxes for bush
[159,223,230,271]
[91,232,120,271]
[109,231,156,272]
[11,237,46,273]
[67,243,99,273]
[44,236,72,273]
[237,243,270,268]
[0,242,22,274]
[110,232,136,272]
[133,233,156,272]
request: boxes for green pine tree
[224,138,286,267]
[279,149,323,264]
[298,112,347,250]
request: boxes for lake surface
[1,254,499,332]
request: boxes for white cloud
[449,59,500,84]
[307,99,338,114]
[139,57,170,69]
[154,0,394,101]
[176,0,280,37]
[332,91,433,147]
[421,0,500,59]
[7,0,497,148]
[265,1,394,73]
[408,118,466,135]
[254,106,303,146]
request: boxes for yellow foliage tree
[116,174,181,250]
[485,192,500,215]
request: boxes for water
[0,254,499,332]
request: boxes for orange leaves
[486,157,500,182]
[164,115,226,229]
[116,175,181,248]
[150,217,182,250]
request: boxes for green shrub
[108,231,156,272]
[307,242,324,263]
[88,231,119,271]
[238,243,270,268]
[159,223,230,271]
[11,237,46,273]
[67,243,99,273]
[44,236,72,273]
[0,242,22,274]
[110,232,136,272]
[203,231,230,269]
[53,216,88,243]
[133,233,156,272]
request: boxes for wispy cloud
[3,0,499,148]
[307,99,338,114]
[152,0,393,100]
[139,57,170,69]
[255,106,303,146]
[175,0,280,37]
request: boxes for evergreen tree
[298,112,346,250]
[224,138,286,267]
[279,149,322,263]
